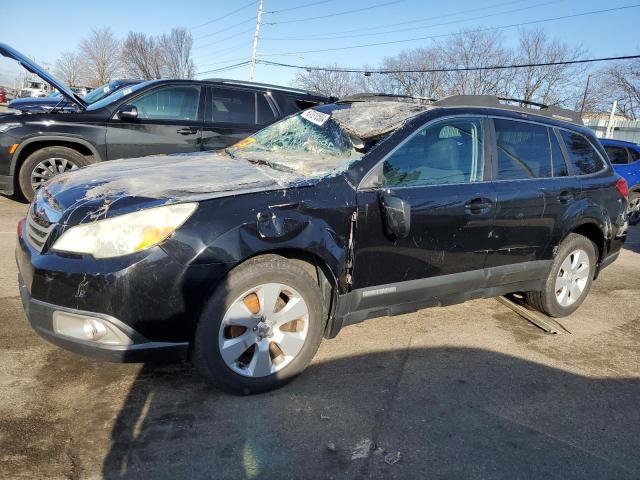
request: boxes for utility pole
[248,0,263,81]
[605,100,618,138]
[579,74,591,115]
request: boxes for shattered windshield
[228,107,364,178]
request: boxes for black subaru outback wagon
[16,95,629,394]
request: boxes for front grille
[26,205,56,253]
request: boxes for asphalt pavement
[1,194,639,479]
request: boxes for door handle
[557,191,574,203]
[177,127,198,135]
[465,197,493,214]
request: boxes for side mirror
[118,104,138,120]
[379,190,411,240]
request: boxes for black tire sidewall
[19,146,92,201]
[193,256,325,395]
[543,234,597,317]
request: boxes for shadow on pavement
[102,347,640,479]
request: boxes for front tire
[525,233,596,317]
[193,255,325,395]
[18,146,94,201]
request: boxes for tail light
[616,178,629,199]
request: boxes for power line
[190,1,257,30]
[260,4,640,55]
[266,0,337,14]
[193,27,257,53]
[262,0,560,41]
[197,43,254,68]
[194,16,256,41]
[258,54,640,74]
[262,0,527,39]
[265,0,406,25]
[196,60,253,76]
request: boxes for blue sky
[1,0,639,88]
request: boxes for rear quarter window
[559,130,605,175]
[604,145,629,165]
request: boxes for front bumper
[16,221,230,362]
[19,275,189,362]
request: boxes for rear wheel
[525,233,596,317]
[628,191,640,226]
[193,255,325,395]
[18,146,94,201]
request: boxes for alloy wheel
[218,283,309,378]
[555,248,590,307]
[31,157,79,190]
[628,196,640,225]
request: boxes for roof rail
[203,77,323,96]
[433,95,583,124]
[338,92,436,105]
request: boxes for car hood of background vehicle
[42,151,311,225]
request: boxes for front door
[106,84,203,160]
[352,116,496,306]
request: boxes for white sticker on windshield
[104,86,111,93]
[301,109,330,126]
[121,87,132,97]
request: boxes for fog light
[52,311,133,345]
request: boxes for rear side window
[604,146,629,165]
[494,119,551,179]
[629,148,640,162]
[559,130,605,175]
[383,117,484,187]
[550,130,568,177]
[208,87,255,124]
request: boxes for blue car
[600,138,640,225]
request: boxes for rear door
[352,116,496,306]
[106,84,203,160]
[201,86,278,150]
[486,117,552,272]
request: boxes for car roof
[143,77,329,99]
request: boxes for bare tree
[79,28,120,87]
[158,28,195,79]
[600,57,640,119]
[511,28,586,106]
[292,65,361,97]
[121,32,163,80]
[438,30,514,97]
[54,52,85,87]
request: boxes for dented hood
[42,151,308,224]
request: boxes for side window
[494,118,551,179]
[383,118,484,187]
[559,130,605,175]
[257,93,276,124]
[208,87,255,124]
[604,146,629,165]
[550,129,568,177]
[131,86,200,121]
[630,148,640,162]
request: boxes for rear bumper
[19,275,189,363]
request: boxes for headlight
[0,122,21,133]
[51,203,198,258]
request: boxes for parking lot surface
[1,194,639,479]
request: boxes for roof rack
[433,95,583,125]
[338,92,436,105]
